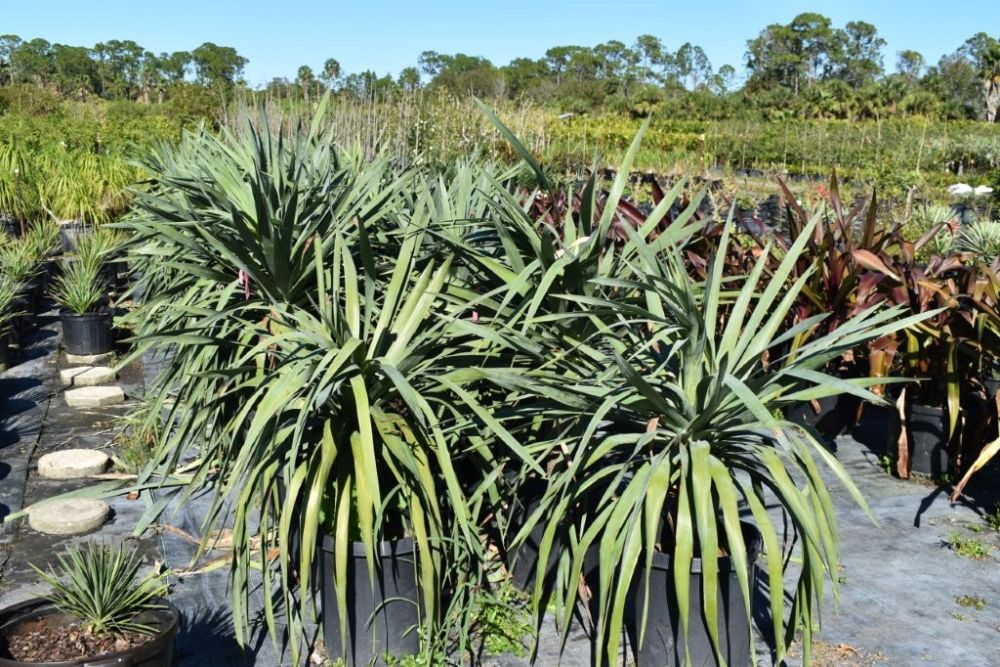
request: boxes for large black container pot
[58,221,91,254]
[852,402,901,457]
[986,379,1000,443]
[506,479,558,592]
[319,536,421,666]
[907,402,950,477]
[787,391,862,437]
[60,310,113,356]
[0,597,179,666]
[624,523,761,666]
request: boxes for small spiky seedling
[0,241,39,284]
[52,259,106,314]
[75,227,125,274]
[955,221,1000,261]
[24,221,61,260]
[0,275,20,335]
[32,543,168,637]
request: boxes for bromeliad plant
[508,213,930,665]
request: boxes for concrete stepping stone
[65,385,125,408]
[65,351,114,365]
[38,449,110,479]
[28,498,110,535]
[60,366,117,387]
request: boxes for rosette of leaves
[0,275,20,336]
[0,240,39,286]
[52,259,106,314]
[32,543,169,638]
[505,213,931,666]
[121,95,544,662]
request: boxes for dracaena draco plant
[504,212,931,666]
[121,96,547,662]
[464,102,707,322]
[434,111,714,578]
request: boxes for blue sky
[3,1,996,86]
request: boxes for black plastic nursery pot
[786,394,859,436]
[39,258,59,293]
[0,597,179,667]
[506,479,558,592]
[1,216,22,239]
[906,402,950,477]
[852,402,900,456]
[13,283,37,318]
[58,221,91,254]
[60,310,113,356]
[319,535,421,667]
[12,292,36,344]
[0,334,8,371]
[621,523,761,667]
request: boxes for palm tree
[321,57,341,90]
[981,43,1000,123]
[297,64,314,103]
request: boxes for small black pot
[624,523,761,666]
[60,310,113,356]
[59,221,91,254]
[1,216,22,239]
[907,402,950,477]
[11,291,35,344]
[0,597,179,666]
[13,284,37,318]
[39,259,59,293]
[319,536,421,666]
[0,334,8,371]
[109,260,129,291]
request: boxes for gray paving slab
[0,310,60,541]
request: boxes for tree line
[0,36,246,102]
[1,13,998,122]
